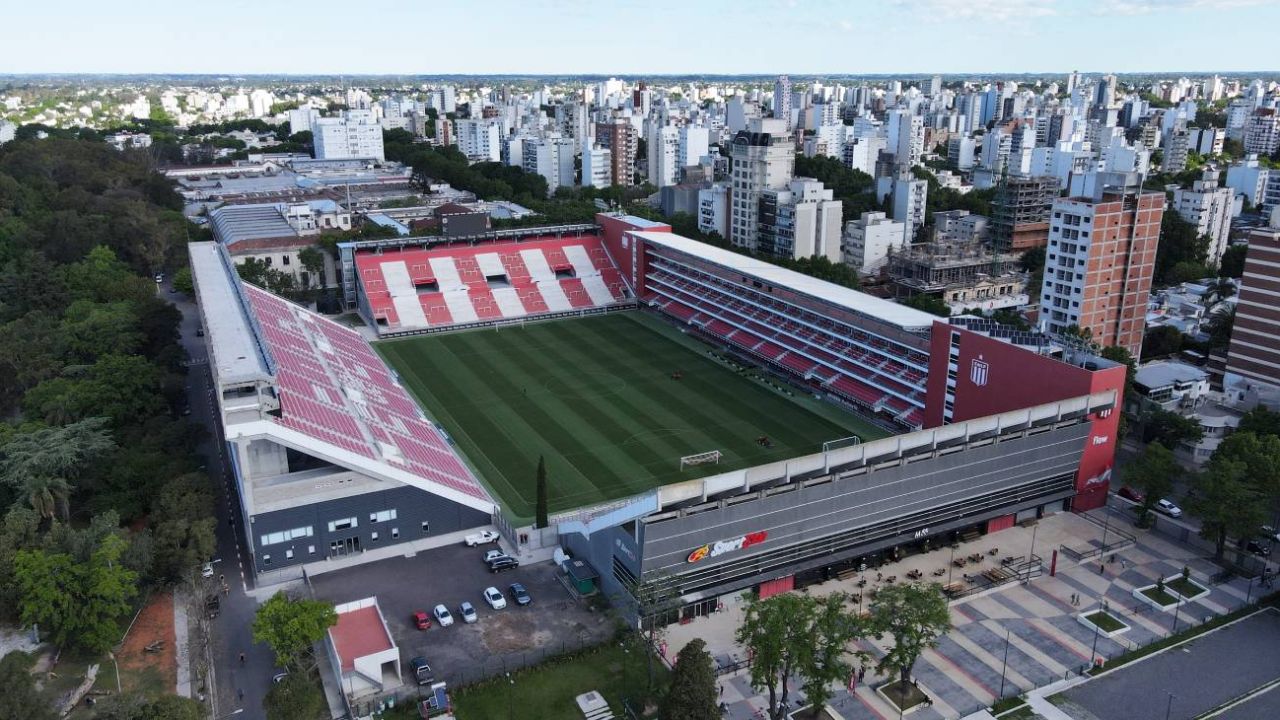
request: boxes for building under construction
[990,175,1058,252]
[886,238,1028,310]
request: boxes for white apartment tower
[843,211,908,273]
[647,124,681,188]
[454,119,502,163]
[1173,173,1235,265]
[312,110,385,162]
[728,118,795,252]
[582,144,613,188]
[521,135,576,196]
[678,126,710,172]
[774,75,794,129]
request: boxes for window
[260,526,313,546]
[282,255,291,266]
[421,521,430,534]
[371,531,379,541]
[263,554,272,565]
[370,509,397,523]
[285,549,294,560]
[308,545,316,555]
[328,517,358,532]
[391,527,400,539]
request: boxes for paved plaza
[662,508,1267,720]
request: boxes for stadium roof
[632,231,941,332]
[189,242,274,385]
[209,203,299,246]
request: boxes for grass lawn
[879,679,929,711]
[378,312,887,520]
[450,637,669,720]
[1084,611,1126,633]
[1141,586,1180,607]
[1167,576,1206,598]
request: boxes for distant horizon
[4,0,1280,76]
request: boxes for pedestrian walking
[238,688,244,701]
[239,651,245,664]
[719,684,724,697]
[859,665,866,682]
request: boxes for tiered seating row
[356,235,633,332]
[644,260,926,425]
[243,285,491,501]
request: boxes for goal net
[680,450,722,471]
[822,435,862,453]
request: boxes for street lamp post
[948,543,956,587]
[1171,592,1182,635]
[1089,597,1103,668]
[1165,692,1176,720]
[1099,501,1112,573]
[998,628,1011,699]
[506,672,514,720]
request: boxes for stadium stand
[632,232,933,428]
[242,283,491,502]
[355,235,632,333]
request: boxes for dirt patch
[481,614,550,654]
[116,592,176,696]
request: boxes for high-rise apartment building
[1037,173,1164,357]
[773,75,793,129]
[1244,108,1280,157]
[454,118,503,163]
[843,211,908,273]
[728,118,795,252]
[892,176,928,244]
[678,126,710,172]
[521,135,576,196]
[1225,222,1280,391]
[1172,172,1235,265]
[312,110,385,162]
[647,124,680,188]
[756,178,843,261]
[595,119,637,187]
[582,144,613,188]
[990,175,1058,252]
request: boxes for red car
[1117,486,1144,503]
[412,610,431,630]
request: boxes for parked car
[1155,498,1183,518]
[201,562,215,579]
[433,604,454,627]
[483,586,507,610]
[509,583,531,606]
[459,601,478,624]
[272,672,288,684]
[1244,539,1272,557]
[483,549,509,564]
[412,610,431,631]
[1262,525,1280,543]
[487,556,519,573]
[409,657,434,685]
[195,325,204,337]
[154,273,164,284]
[465,530,500,547]
[1117,486,1144,503]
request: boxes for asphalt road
[161,282,275,720]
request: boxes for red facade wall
[596,213,670,287]
[925,323,1124,512]
[757,575,795,599]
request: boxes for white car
[201,563,215,579]
[484,549,509,564]
[458,601,478,624]
[433,604,454,627]
[1262,525,1280,543]
[465,530,500,547]
[1155,498,1183,518]
[483,586,507,610]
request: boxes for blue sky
[4,0,1279,75]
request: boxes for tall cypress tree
[660,638,719,720]
[535,455,549,529]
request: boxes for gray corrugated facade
[568,420,1089,620]
[249,483,490,574]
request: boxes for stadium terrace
[190,213,1125,624]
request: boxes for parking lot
[309,542,617,685]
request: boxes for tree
[264,672,327,720]
[14,533,138,652]
[1185,459,1266,561]
[802,592,864,716]
[0,418,115,521]
[659,638,718,720]
[867,583,951,686]
[736,592,811,719]
[1154,213,1209,285]
[93,693,205,720]
[1142,408,1204,451]
[0,651,56,720]
[1123,442,1178,527]
[149,473,217,581]
[535,455,549,529]
[902,293,950,317]
[252,592,337,670]
[170,267,193,295]
[1219,244,1247,278]
[1141,325,1184,360]
[298,246,326,289]
[1211,431,1280,502]
[1238,407,1280,439]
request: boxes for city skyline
[4,0,1280,76]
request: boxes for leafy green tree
[535,455,549,529]
[14,533,137,652]
[149,473,217,581]
[802,592,865,716]
[0,418,115,521]
[1218,244,1247,278]
[93,693,205,720]
[1123,442,1178,527]
[298,246,326,288]
[736,592,811,719]
[1210,431,1280,502]
[1141,325,1184,360]
[1186,459,1267,561]
[868,583,951,686]
[1142,408,1204,451]
[264,671,328,720]
[1238,407,1280,439]
[659,638,718,720]
[170,267,193,295]
[902,293,950,317]
[1154,213,1209,285]
[252,592,337,670]
[0,507,42,619]
[0,651,56,720]
[23,355,165,428]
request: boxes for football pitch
[376,312,889,521]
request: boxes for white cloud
[839,19,853,31]
[893,0,1058,23]
[1091,0,1269,14]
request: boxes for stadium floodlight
[680,450,722,471]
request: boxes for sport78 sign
[686,531,768,563]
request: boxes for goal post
[680,450,722,471]
[822,435,861,474]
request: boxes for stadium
[193,212,1125,624]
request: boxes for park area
[378,312,885,520]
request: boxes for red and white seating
[356,235,632,333]
[643,255,928,427]
[242,284,491,502]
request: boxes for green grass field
[377,312,888,521]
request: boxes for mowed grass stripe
[447,330,616,511]
[377,312,888,521]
